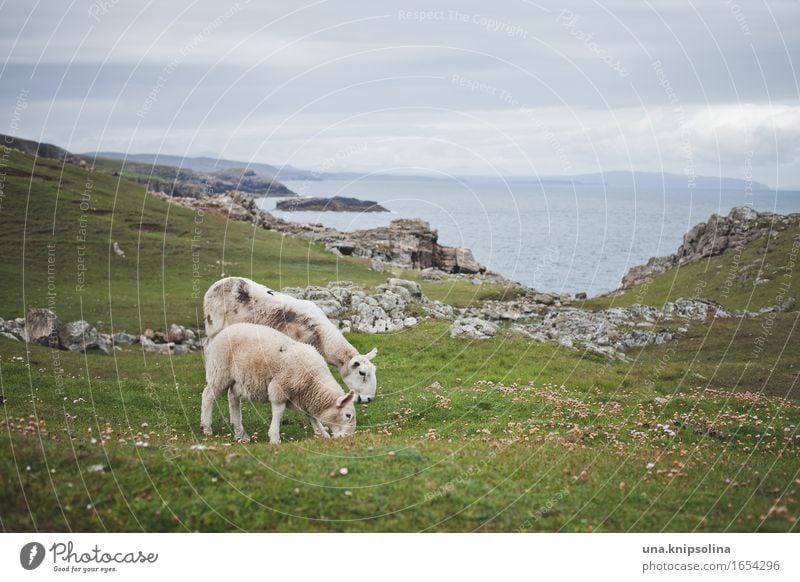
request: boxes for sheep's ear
[336,392,356,407]
[365,347,378,360]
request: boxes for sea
[257,178,800,296]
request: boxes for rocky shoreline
[154,189,493,277]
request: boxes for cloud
[0,0,798,185]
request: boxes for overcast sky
[1,0,799,187]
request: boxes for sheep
[203,276,378,402]
[201,322,357,444]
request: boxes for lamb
[201,322,357,444]
[203,276,378,402]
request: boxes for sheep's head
[319,391,357,438]
[342,348,378,403]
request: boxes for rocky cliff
[155,190,487,275]
[619,206,800,290]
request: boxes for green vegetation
[1,150,799,532]
[586,222,800,312]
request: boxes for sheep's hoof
[268,432,281,444]
[201,426,213,436]
[235,433,250,443]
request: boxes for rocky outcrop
[512,299,730,358]
[155,188,491,276]
[450,318,497,340]
[281,279,453,334]
[276,196,388,213]
[0,310,202,356]
[59,320,109,354]
[619,206,800,290]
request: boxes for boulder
[386,278,422,299]
[167,324,186,343]
[112,332,138,346]
[450,317,497,340]
[24,308,62,348]
[59,321,109,354]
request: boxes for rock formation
[619,206,800,290]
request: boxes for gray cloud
[1,0,798,186]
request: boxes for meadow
[1,150,798,532]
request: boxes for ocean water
[257,178,800,296]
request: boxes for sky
[1,0,799,187]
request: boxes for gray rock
[167,324,186,343]
[420,267,444,281]
[386,278,422,299]
[59,321,109,354]
[113,332,138,345]
[450,317,497,340]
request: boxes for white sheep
[203,276,378,402]
[201,322,357,444]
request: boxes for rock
[167,324,186,343]
[276,196,388,213]
[112,332,138,345]
[143,328,156,340]
[420,267,444,281]
[575,292,587,300]
[450,317,497,340]
[370,258,384,272]
[59,321,109,354]
[112,241,125,257]
[24,308,62,348]
[618,207,799,290]
[531,293,556,306]
[185,328,197,342]
[387,278,422,299]
[439,246,482,274]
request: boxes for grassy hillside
[1,149,799,532]
[0,150,510,330]
[586,221,800,312]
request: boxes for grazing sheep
[201,322,356,444]
[203,276,378,402]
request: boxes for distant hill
[1,134,82,164]
[85,151,317,182]
[0,135,295,198]
[556,170,772,191]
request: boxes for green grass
[1,150,799,532]
[586,222,800,312]
[2,314,799,532]
[0,151,392,331]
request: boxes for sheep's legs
[228,390,249,442]
[200,384,216,436]
[268,401,286,444]
[308,415,330,439]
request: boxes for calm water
[258,178,800,296]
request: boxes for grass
[585,221,800,312]
[1,150,799,532]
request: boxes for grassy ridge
[1,149,799,532]
[586,220,800,312]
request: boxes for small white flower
[339,467,349,476]
[646,462,655,470]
